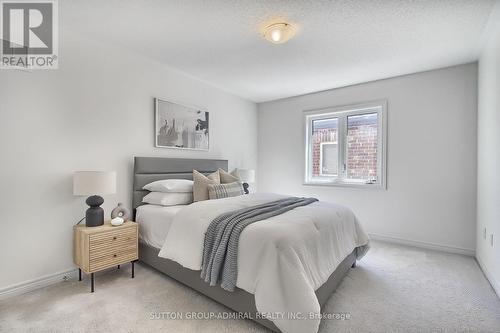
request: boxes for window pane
[312,118,338,177]
[346,113,378,181]
[321,143,338,175]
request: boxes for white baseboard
[369,233,475,257]
[476,255,500,298]
[0,268,78,301]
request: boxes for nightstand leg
[78,268,82,281]
[131,261,135,278]
[91,273,94,293]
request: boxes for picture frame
[154,98,209,151]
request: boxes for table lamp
[236,169,255,194]
[73,171,116,227]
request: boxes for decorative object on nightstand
[111,202,131,221]
[74,221,138,292]
[111,217,124,226]
[73,171,116,227]
[235,169,255,194]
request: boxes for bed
[132,157,369,333]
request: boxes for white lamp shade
[73,171,117,196]
[237,169,255,183]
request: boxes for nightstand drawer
[89,246,138,272]
[89,233,137,254]
[90,242,137,259]
[89,228,136,247]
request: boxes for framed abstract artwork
[154,98,209,150]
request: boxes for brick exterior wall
[312,116,378,180]
[346,123,378,180]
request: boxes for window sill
[303,180,386,190]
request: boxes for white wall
[0,29,257,290]
[477,3,500,295]
[258,64,477,254]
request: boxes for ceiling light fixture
[263,23,296,44]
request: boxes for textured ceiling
[62,0,497,102]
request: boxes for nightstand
[74,221,138,292]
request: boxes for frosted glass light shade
[73,171,117,196]
[263,23,296,44]
[237,169,255,183]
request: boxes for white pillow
[143,179,193,193]
[142,192,193,206]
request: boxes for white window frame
[303,100,387,189]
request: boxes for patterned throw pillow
[208,181,244,200]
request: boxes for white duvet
[158,193,369,333]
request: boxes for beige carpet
[1,241,500,333]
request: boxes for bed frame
[132,156,356,332]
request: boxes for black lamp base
[85,195,104,227]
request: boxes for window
[304,101,386,188]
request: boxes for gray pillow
[208,181,244,200]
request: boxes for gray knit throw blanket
[200,197,318,291]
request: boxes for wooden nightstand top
[74,221,137,235]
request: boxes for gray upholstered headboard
[132,157,228,217]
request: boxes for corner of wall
[476,0,500,299]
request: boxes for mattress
[136,204,185,249]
